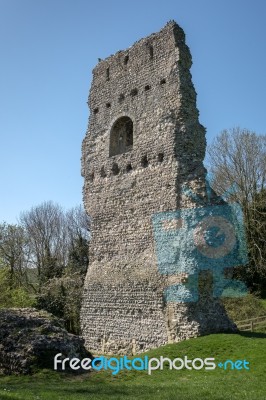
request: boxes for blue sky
[0,0,265,223]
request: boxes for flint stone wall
[81,21,236,355]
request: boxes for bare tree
[20,201,67,286]
[207,127,266,294]
[0,202,90,327]
[207,127,266,205]
[66,205,90,244]
[19,202,90,288]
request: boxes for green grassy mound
[0,332,265,400]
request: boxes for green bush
[0,267,35,308]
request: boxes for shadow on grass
[58,382,157,398]
[65,388,127,395]
[238,331,266,339]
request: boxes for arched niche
[109,116,133,157]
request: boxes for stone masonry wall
[81,21,236,355]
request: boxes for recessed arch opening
[109,116,133,157]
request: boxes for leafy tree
[37,273,84,334]
[66,205,90,275]
[0,223,30,289]
[0,267,35,308]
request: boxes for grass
[0,332,265,400]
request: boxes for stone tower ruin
[81,21,236,355]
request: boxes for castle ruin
[81,21,236,355]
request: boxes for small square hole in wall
[160,78,166,85]
[124,55,129,65]
[111,163,119,175]
[100,166,107,177]
[130,88,138,97]
[106,103,111,108]
[118,94,125,103]
[89,172,94,182]
[145,85,151,91]
[158,152,164,162]
[126,163,132,173]
[141,154,149,168]
[149,45,154,60]
[93,108,99,114]
[106,67,110,81]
